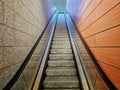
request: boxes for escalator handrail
[3,11,57,90]
[67,12,117,89]
[64,13,90,90]
[32,12,58,90]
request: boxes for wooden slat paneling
[80,23,96,37]
[94,4,120,33]
[95,48,120,68]
[78,12,96,32]
[85,36,96,46]
[75,0,120,89]
[96,26,120,46]
[77,0,92,20]
[81,4,120,37]
[89,47,95,55]
[98,62,120,89]
[78,0,102,25]
[78,0,119,31]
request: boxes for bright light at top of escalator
[49,0,67,12]
[52,7,57,12]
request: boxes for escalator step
[53,38,69,41]
[43,76,79,89]
[52,41,70,45]
[46,67,77,76]
[52,45,71,49]
[51,49,72,53]
[48,60,75,67]
[49,54,73,60]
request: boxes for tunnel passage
[0,0,120,90]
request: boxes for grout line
[0,23,35,37]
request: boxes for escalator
[3,12,116,90]
[42,14,80,90]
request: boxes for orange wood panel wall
[76,0,120,89]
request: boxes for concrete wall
[67,0,120,89]
[0,0,52,88]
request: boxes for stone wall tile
[0,25,15,46]
[4,5,15,28]
[14,47,31,62]
[1,0,15,10]
[0,47,3,70]
[2,26,15,46]
[0,69,8,88]
[0,0,52,88]
[0,24,4,46]
[3,47,16,67]
[0,66,14,88]
[15,13,25,31]
[15,30,34,47]
[0,1,4,24]
[14,0,21,13]
[15,13,34,35]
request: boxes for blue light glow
[52,7,57,11]
[66,0,82,20]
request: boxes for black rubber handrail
[3,11,57,90]
[67,12,117,90]
[32,12,58,90]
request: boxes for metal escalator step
[52,45,71,49]
[53,38,69,41]
[49,54,73,60]
[54,35,68,37]
[43,76,79,89]
[48,59,73,61]
[48,60,75,67]
[52,41,70,45]
[55,30,67,32]
[52,40,70,43]
[54,35,69,37]
[46,67,77,76]
[55,31,67,33]
[54,33,68,36]
[51,49,72,53]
